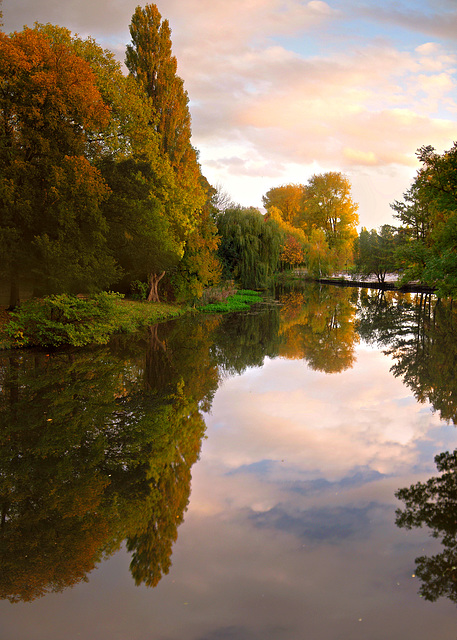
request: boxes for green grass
[199,289,262,313]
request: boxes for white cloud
[201,348,452,484]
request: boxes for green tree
[101,156,184,302]
[124,4,211,302]
[391,143,457,297]
[126,3,192,171]
[356,225,398,283]
[217,207,283,288]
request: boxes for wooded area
[1,3,457,308]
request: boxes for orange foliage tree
[0,28,116,303]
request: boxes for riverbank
[317,276,435,294]
[0,288,263,350]
[277,269,436,295]
[0,297,187,350]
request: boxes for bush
[5,292,124,348]
[130,280,149,300]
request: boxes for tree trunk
[146,271,165,302]
[8,278,20,310]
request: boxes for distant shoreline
[316,276,435,294]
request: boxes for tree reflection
[212,306,281,376]
[278,284,359,373]
[395,450,457,603]
[0,315,220,602]
[357,290,457,424]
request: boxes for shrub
[5,292,124,348]
[130,280,149,300]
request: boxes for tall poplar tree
[125,4,219,302]
[125,4,192,171]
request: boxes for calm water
[1,284,457,639]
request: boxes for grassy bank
[0,288,262,350]
[0,293,186,349]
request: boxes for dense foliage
[2,2,457,312]
[0,6,220,307]
[355,143,457,298]
[216,207,283,289]
[262,173,359,276]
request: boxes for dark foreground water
[1,284,457,639]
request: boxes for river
[1,283,457,639]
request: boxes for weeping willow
[216,207,283,289]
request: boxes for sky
[3,0,457,229]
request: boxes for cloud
[201,348,449,486]
[250,502,379,542]
[354,0,457,41]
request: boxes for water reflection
[396,449,457,603]
[278,285,358,372]
[0,316,221,602]
[1,283,457,617]
[357,288,457,604]
[357,289,457,423]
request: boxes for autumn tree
[0,28,117,305]
[262,184,303,226]
[277,284,358,372]
[306,228,332,277]
[302,172,359,271]
[266,205,306,270]
[171,177,222,301]
[262,173,358,275]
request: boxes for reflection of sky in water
[2,342,457,639]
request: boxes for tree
[306,228,332,277]
[396,449,457,603]
[124,4,210,302]
[280,235,305,269]
[217,207,283,288]
[171,177,222,301]
[302,172,359,271]
[356,225,398,283]
[100,156,184,302]
[125,3,192,172]
[266,205,307,270]
[391,143,457,297]
[262,173,359,275]
[262,184,303,226]
[0,28,117,304]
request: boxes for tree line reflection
[0,283,456,603]
[355,287,457,605]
